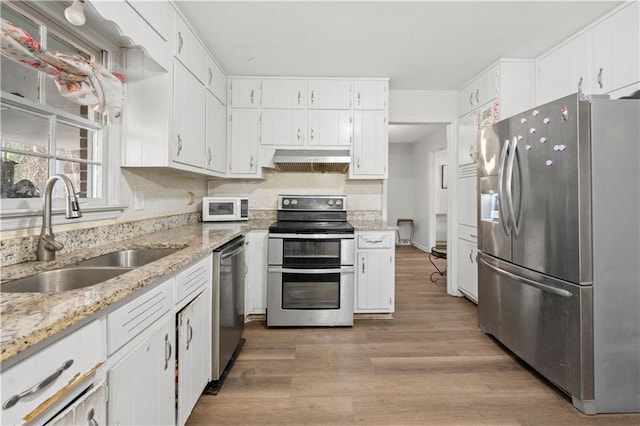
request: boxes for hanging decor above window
[1,18,125,117]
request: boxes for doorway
[387,123,448,252]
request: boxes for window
[0,2,122,229]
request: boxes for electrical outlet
[135,191,145,210]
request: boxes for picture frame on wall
[441,164,447,189]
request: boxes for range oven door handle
[268,233,354,240]
[268,267,354,274]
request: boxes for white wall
[387,143,414,227]
[434,148,448,243]
[208,170,383,215]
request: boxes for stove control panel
[278,195,347,211]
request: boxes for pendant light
[64,0,86,26]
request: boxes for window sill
[0,204,127,232]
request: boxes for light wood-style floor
[187,246,640,425]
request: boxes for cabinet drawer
[459,224,478,243]
[1,321,105,426]
[357,233,393,249]
[107,278,173,355]
[175,255,211,305]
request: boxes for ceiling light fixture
[64,0,86,26]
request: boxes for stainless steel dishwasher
[206,235,245,394]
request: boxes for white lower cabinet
[107,316,175,425]
[177,289,211,426]
[245,230,268,315]
[0,321,106,426]
[354,231,395,313]
[457,237,478,303]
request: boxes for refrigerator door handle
[498,139,511,236]
[505,136,520,235]
[479,257,572,297]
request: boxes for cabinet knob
[469,92,473,106]
[297,91,301,105]
[207,147,212,165]
[177,134,182,157]
[186,319,193,351]
[357,158,361,169]
[475,88,479,104]
[469,249,473,263]
[208,68,213,86]
[297,128,301,141]
[357,91,361,106]
[250,155,254,169]
[87,408,99,426]
[178,32,183,54]
[311,90,314,105]
[250,89,254,104]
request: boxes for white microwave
[202,196,249,222]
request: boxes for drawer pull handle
[365,239,383,244]
[470,234,477,238]
[3,359,74,409]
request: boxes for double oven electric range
[267,195,355,327]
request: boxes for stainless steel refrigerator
[477,93,639,414]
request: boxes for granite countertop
[0,221,272,368]
[350,220,397,232]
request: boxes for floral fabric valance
[1,18,124,116]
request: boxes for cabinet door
[308,79,352,109]
[173,12,206,83]
[205,56,227,103]
[356,249,394,312]
[609,1,640,92]
[476,66,498,107]
[353,80,387,110]
[173,60,205,168]
[205,90,227,174]
[537,32,589,105]
[351,111,387,178]
[307,110,352,147]
[457,238,478,302]
[261,79,306,109]
[108,318,175,426]
[245,231,268,315]
[229,109,259,175]
[73,381,107,426]
[230,79,260,108]
[261,110,306,146]
[458,174,477,228]
[458,81,476,117]
[591,19,611,95]
[177,289,211,426]
[457,110,477,166]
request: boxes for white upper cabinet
[350,111,388,178]
[307,110,352,147]
[609,1,639,92]
[261,110,306,146]
[230,79,260,108]
[205,90,227,175]
[353,80,387,110]
[229,109,260,176]
[458,66,498,116]
[173,60,206,168]
[537,32,590,105]
[261,79,306,109]
[205,56,227,104]
[307,79,352,109]
[537,2,639,104]
[173,12,206,83]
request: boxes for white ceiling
[174,0,623,90]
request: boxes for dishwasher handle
[218,237,245,260]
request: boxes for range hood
[271,149,351,173]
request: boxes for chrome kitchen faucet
[37,174,82,261]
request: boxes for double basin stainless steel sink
[1,248,179,293]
